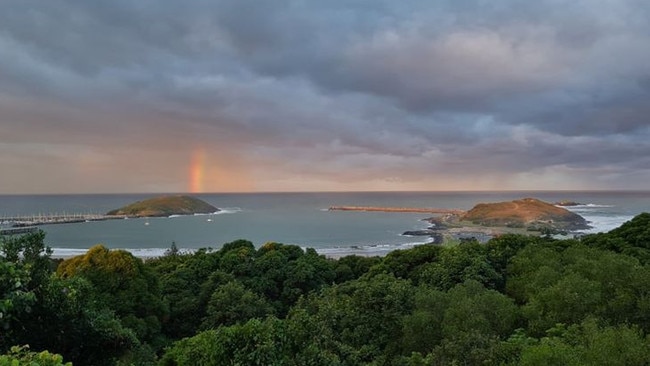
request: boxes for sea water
[0,191,648,257]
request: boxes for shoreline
[48,248,415,260]
[48,239,436,260]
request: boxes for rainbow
[189,147,206,193]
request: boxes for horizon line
[2,189,650,196]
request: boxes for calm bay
[1,191,648,257]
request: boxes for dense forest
[2,213,650,365]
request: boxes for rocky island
[106,195,219,217]
[461,198,590,231]
[414,198,591,243]
[356,198,592,244]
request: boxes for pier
[1,213,127,228]
[328,206,465,215]
[0,226,39,235]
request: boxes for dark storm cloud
[1,0,650,192]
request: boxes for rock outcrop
[555,200,583,207]
[107,195,219,217]
[461,198,590,230]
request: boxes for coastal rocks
[402,229,437,236]
[555,200,583,207]
[402,229,444,244]
[107,195,219,218]
[461,198,590,231]
[402,216,451,244]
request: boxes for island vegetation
[106,195,219,217]
[2,212,650,365]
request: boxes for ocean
[1,191,648,258]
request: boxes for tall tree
[57,245,168,346]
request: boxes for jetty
[328,206,465,215]
[1,213,127,228]
[0,226,39,236]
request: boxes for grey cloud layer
[1,0,649,191]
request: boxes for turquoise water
[1,191,648,257]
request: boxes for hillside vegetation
[106,195,218,217]
[3,213,650,365]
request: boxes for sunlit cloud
[1,0,649,193]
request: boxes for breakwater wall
[1,213,127,227]
[0,226,39,235]
[328,206,465,215]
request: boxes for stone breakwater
[328,206,465,215]
[1,213,127,227]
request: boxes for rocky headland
[461,198,590,231]
[106,195,219,218]
[401,198,591,244]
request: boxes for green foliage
[485,234,543,290]
[221,241,336,317]
[401,288,448,354]
[507,241,650,335]
[0,231,51,338]
[417,240,501,290]
[289,273,415,364]
[160,317,292,366]
[201,281,274,329]
[153,220,650,364]
[13,276,139,366]
[0,260,36,336]
[147,249,222,339]
[521,270,602,334]
[9,213,650,365]
[369,244,441,282]
[57,245,168,345]
[602,212,650,248]
[582,212,650,263]
[1,231,52,288]
[146,240,336,339]
[402,280,519,364]
[333,255,380,282]
[514,319,650,366]
[1,232,51,348]
[1,233,138,366]
[443,280,519,339]
[0,346,71,366]
[218,240,256,277]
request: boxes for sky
[1,0,649,194]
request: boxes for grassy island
[106,195,219,217]
[460,197,590,231]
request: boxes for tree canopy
[2,212,650,365]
